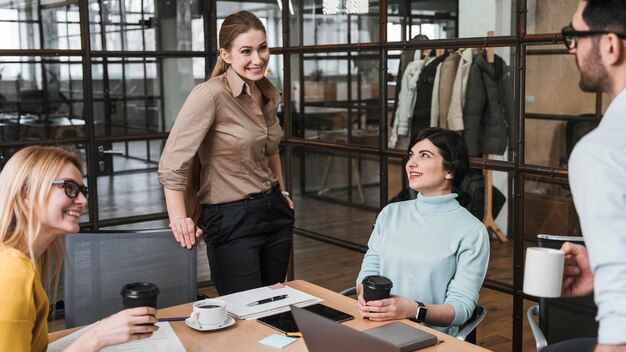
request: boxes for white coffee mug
[523,247,565,298]
[190,299,227,327]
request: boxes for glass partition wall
[1,1,594,350]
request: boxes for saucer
[185,316,235,331]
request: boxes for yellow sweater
[0,246,49,352]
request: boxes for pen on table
[285,332,302,338]
[246,294,289,306]
[158,317,188,322]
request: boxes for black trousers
[202,186,294,295]
[541,338,597,352]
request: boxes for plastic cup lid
[362,275,393,289]
[120,282,160,297]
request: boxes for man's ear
[603,33,624,66]
[220,48,230,64]
[445,173,454,180]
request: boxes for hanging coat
[462,52,512,156]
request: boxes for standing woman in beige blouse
[158,10,294,295]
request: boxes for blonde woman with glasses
[0,146,158,352]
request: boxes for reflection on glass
[292,148,379,208]
[388,0,457,41]
[91,57,204,136]
[112,140,161,172]
[523,177,580,240]
[387,0,513,40]
[387,155,407,203]
[289,52,380,144]
[289,0,379,46]
[526,0,578,35]
[482,168,512,287]
[97,167,166,221]
[524,44,599,168]
[0,57,84,142]
[0,1,41,49]
[0,1,85,50]
[88,0,205,51]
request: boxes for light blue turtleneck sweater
[356,193,490,335]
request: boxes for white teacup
[523,247,565,298]
[190,299,227,327]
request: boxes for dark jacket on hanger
[409,52,449,139]
[462,52,512,156]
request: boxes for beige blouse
[158,66,282,204]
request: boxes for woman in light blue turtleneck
[356,127,489,336]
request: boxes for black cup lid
[362,275,393,289]
[120,282,160,298]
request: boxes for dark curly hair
[407,127,470,188]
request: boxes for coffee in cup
[190,299,227,327]
[362,275,393,302]
[120,282,160,309]
[523,247,565,298]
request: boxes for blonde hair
[0,145,83,295]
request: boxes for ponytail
[210,56,229,79]
[184,154,202,223]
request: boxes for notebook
[218,284,322,320]
[363,322,438,352]
[291,305,437,352]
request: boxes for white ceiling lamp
[276,0,295,16]
[323,0,340,14]
[345,0,369,14]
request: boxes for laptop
[291,305,437,352]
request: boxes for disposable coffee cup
[523,247,564,298]
[120,282,160,309]
[362,275,393,302]
[190,299,227,327]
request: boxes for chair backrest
[456,305,487,343]
[63,229,197,328]
[536,234,597,344]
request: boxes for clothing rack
[486,31,495,63]
[483,154,507,242]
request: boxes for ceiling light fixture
[323,0,340,14]
[345,0,369,14]
[276,0,295,16]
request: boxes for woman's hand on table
[357,294,416,321]
[68,307,158,352]
[169,216,203,249]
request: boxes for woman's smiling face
[221,29,269,82]
[405,138,454,196]
[39,162,87,239]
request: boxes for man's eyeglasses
[562,25,626,51]
[52,179,89,199]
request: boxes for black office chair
[63,229,197,328]
[339,287,486,343]
[526,234,598,351]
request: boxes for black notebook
[363,322,437,352]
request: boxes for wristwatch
[414,301,427,323]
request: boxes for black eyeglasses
[562,25,626,51]
[52,179,89,199]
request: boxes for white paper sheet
[48,322,185,352]
[219,285,322,320]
